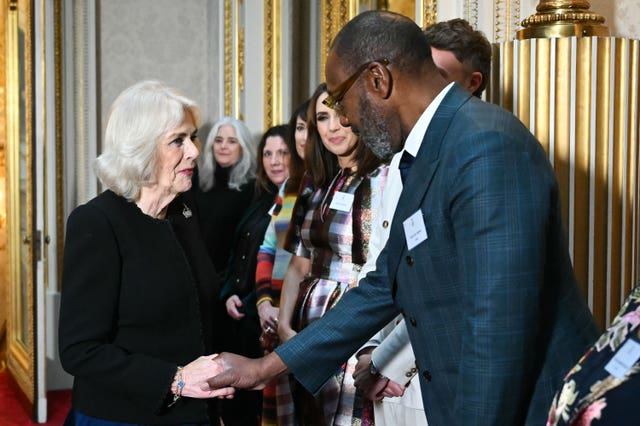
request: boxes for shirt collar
[402,82,455,157]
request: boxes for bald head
[325,11,450,158]
[330,10,433,77]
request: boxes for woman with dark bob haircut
[59,80,225,425]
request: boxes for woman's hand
[277,322,297,343]
[225,295,245,320]
[257,301,279,335]
[172,355,233,399]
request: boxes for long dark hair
[284,100,310,195]
[305,83,338,189]
[255,124,289,197]
[305,83,382,189]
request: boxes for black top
[193,166,255,276]
[59,190,218,424]
[220,190,275,315]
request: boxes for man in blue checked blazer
[206,10,599,425]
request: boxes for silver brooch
[182,203,192,219]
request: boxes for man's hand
[353,353,405,401]
[202,351,288,395]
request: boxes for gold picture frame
[5,0,36,408]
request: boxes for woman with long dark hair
[277,83,387,425]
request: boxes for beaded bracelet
[168,366,184,407]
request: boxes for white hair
[94,80,201,201]
[197,117,256,191]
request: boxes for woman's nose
[185,138,199,159]
[329,114,343,131]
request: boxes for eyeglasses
[323,58,390,114]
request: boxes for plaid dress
[288,165,388,426]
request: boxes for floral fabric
[547,285,640,426]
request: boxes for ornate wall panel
[264,0,281,128]
[5,0,36,408]
[493,0,520,42]
[223,0,243,120]
[490,37,640,328]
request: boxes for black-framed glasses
[323,58,390,114]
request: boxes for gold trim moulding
[518,22,609,39]
[517,0,609,40]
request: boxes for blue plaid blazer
[276,84,599,425]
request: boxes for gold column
[491,1,640,329]
[517,0,609,39]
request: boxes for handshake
[177,350,405,402]
[175,352,285,399]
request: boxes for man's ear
[467,71,483,95]
[366,62,392,99]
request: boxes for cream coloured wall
[99,0,221,138]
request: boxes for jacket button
[406,256,414,265]
[422,370,432,382]
[405,371,413,378]
[409,317,417,327]
[241,255,246,260]
[246,231,251,237]
[382,220,389,228]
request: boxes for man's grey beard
[357,95,394,161]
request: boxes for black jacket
[59,190,219,424]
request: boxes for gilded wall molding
[422,0,437,26]
[223,0,232,116]
[320,0,352,81]
[264,0,281,128]
[6,0,36,403]
[465,0,479,29]
[54,0,63,286]
[495,0,521,42]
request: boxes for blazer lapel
[386,84,472,282]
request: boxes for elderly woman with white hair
[194,117,257,277]
[59,80,225,425]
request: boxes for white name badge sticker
[605,338,640,379]
[403,210,428,251]
[329,191,355,212]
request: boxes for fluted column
[490,1,640,329]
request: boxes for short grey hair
[94,80,201,201]
[197,117,256,192]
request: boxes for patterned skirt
[293,277,374,426]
